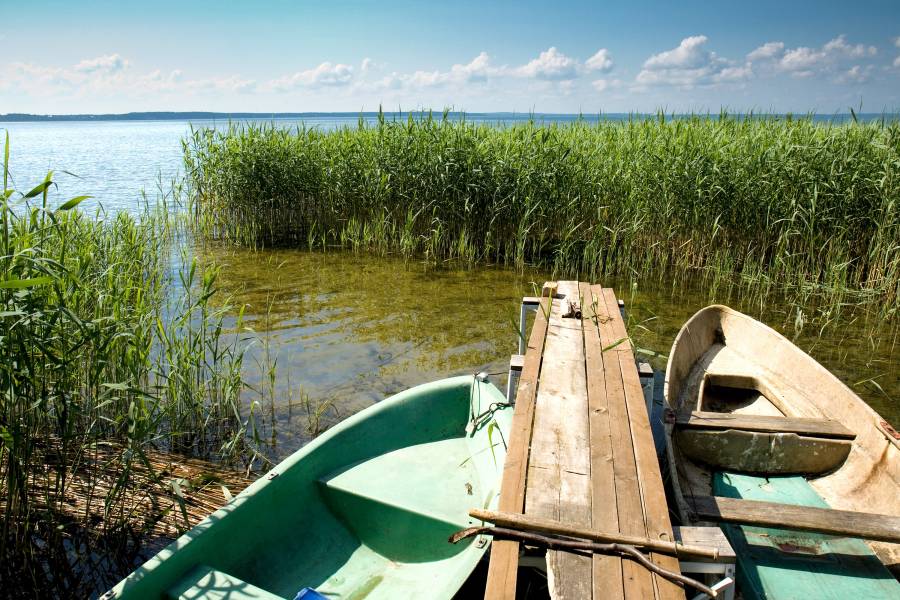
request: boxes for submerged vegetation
[0,138,257,596]
[186,113,900,311]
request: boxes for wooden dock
[485,281,684,599]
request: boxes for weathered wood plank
[592,285,655,600]
[600,287,683,600]
[527,280,592,600]
[673,526,736,561]
[678,411,855,439]
[581,282,625,600]
[689,496,900,544]
[484,293,553,600]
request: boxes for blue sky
[2,0,899,114]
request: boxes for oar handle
[469,508,719,560]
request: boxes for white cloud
[779,46,825,73]
[636,35,750,88]
[893,56,900,68]
[74,53,129,74]
[269,62,354,91]
[644,35,711,70]
[515,47,579,80]
[823,35,876,58]
[133,69,182,92]
[716,65,753,82]
[188,75,256,94]
[585,49,613,72]
[747,42,784,62]
[776,35,878,78]
[363,53,501,91]
[592,78,623,92]
[361,57,382,73]
[838,65,872,83]
[449,52,496,82]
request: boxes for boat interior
[665,306,900,595]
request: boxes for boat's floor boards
[713,472,900,599]
[486,282,683,599]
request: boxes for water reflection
[198,245,898,462]
[201,246,542,459]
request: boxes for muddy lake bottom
[196,245,899,465]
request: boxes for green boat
[108,375,513,600]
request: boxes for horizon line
[2,109,897,123]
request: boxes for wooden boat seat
[677,411,856,439]
[167,565,285,600]
[674,411,855,474]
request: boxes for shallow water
[198,245,899,463]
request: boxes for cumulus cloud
[514,47,579,80]
[188,75,256,94]
[636,35,750,88]
[838,65,873,83]
[747,42,784,62]
[779,47,825,75]
[585,49,613,72]
[361,47,616,93]
[644,35,711,70]
[269,62,354,91]
[592,78,623,92]
[363,52,501,91]
[361,57,383,73]
[74,53,129,74]
[749,35,880,78]
[448,52,496,82]
[823,35,877,58]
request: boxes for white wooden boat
[664,305,900,598]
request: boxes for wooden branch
[470,508,719,559]
[689,496,900,543]
[452,526,717,598]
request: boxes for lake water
[3,118,898,464]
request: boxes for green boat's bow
[109,375,512,600]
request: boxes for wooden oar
[470,508,719,559]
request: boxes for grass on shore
[0,137,259,597]
[185,112,900,312]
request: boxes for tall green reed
[185,113,900,312]
[0,136,252,597]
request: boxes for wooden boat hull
[109,376,513,600]
[664,305,900,597]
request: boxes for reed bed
[0,138,256,597]
[185,113,900,311]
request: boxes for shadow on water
[196,244,899,464]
